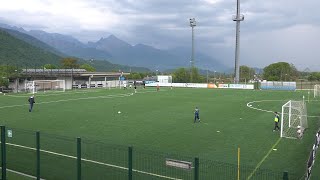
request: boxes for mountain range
[0,23,229,72]
[0,27,149,72]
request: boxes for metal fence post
[283,171,288,180]
[128,147,133,180]
[36,131,40,180]
[194,157,199,180]
[1,126,6,180]
[77,138,81,180]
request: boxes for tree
[263,62,298,81]
[132,73,142,80]
[308,72,320,81]
[172,67,205,83]
[61,58,79,68]
[0,65,20,87]
[0,77,8,87]
[0,65,20,77]
[240,65,255,81]
[190,67,203,83]
[125,72,143,80]
[80,64,96,72]
[44,64,57,69]
[173,68,189,83]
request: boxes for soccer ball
[118,111,121,114]
[297,129,302,134]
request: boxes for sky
[0,0,319,70]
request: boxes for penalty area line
[247,100,320,118]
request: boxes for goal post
[25,80,65,94]
[314,84,320,98]
[281,100,308,139]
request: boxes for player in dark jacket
[28,95,35,112]
[194,107,200,123]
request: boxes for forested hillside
[0,29,62,66]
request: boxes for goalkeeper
[273,112,280,131]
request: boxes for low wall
[218,84,254,89]
[146,83,208,88]
[260,81,296,91]
[146,83,254,90]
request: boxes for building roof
[21,69,130,78]
[22,69,87,73]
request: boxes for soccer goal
[314,84,320,98]
[25,80,66,94]
[281,100,308,139]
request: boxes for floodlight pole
[190,18,196,83]
[207,69,209,83]
[71,68,74,90]
[233,0,244,84]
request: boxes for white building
[157,75,172,83]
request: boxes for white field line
[246,138,282,180]
[6,142,182,180]
[246,100,282,113]
[0,93,133,109]
[7,91,98,98]
[246,100,320,118]
[0,90,164,109]
[5,88,163,98]
[0,167,46,180]
[136,89,168,94]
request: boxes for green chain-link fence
[0,126,314,180]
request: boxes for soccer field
[0,87,320,179]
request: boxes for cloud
[240,24,320,70]
[0,0,121,32]
[0,0,319,70]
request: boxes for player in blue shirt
[194,107,200,123]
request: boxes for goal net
[314,84,320,98]
[281,100,308,139]
[25,80,65,94]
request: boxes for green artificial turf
[0,88,319,179]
